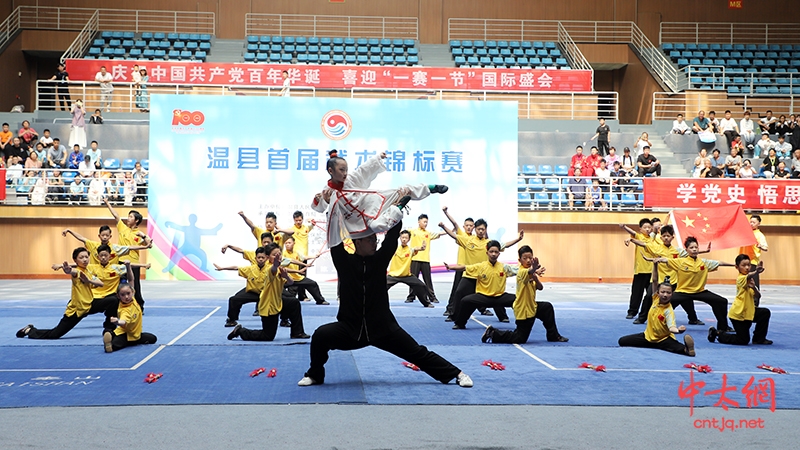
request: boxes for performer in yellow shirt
[481,246,568,344]
[618,260,696,356]
[619,218,654,320]
[227,243,310,341]
[283,236,329,305]
[387,230,434,307]
[711,255,772,345]
[738,214,768,290]
[440,206,475,317]
[63,225,150,265]
[103,283,157,352]
[405,214,441,304]
[239,210,285,248]
[17,247,106,339]
[104,198,149,308]
[289,210,315,258]
[215,246,271,327]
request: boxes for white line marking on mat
[470,316,558,370]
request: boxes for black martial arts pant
[455,292,515,328]
[449,277,508,322]
[304,323,461,384]
[628,272,651,317]
[446,269,464,316]
[597,139,609,156]
[131,266,145,310]
[490,302,561,343]
[110,332,158,351]
[290,278,326,304]
[406,261,437,302]
[239,296,305,340]
[717,308,771,345]
[27,297,118,339]
[388,275,431,306]
[670,290,730,331]
[227,288,260,321]
[618,332,688,355]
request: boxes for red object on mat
[250,368,265,377]
[757,364,787,374]
[579,362,606,372]
[402,361,420,371]
[144,373,162,383]
[482,360,506,371]
[267,368,277,378]
[684,362,713,373]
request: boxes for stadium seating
[86,32,212,61]
[243,35,419,66]
[450,40,571,69]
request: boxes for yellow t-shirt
[388,244,414,277]
[665,256,720,294]
[729,274,756,321]
[738,229,767,265]
[513,266,538,320]
[253,226,284,248]
[116,220,144,263]
[291,223,312,257]
[113,301,143,341]
[257,268,286,316]
[87,263,127,298]
[64,267,97,317]
[409,228,438,263]
[282,249,305,282]
[633,232,654,274]
[238,263,269,294]
[464,260,516,297]
[644,294,676,343]
[455,229,469,265]
[456,234,489,279]
[84,240,131,265]
[645,242,687,284]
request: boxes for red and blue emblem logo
[321,110,352,140]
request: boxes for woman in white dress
[31,170,48,205]
[69,99,87,149]
[87,171,105,206]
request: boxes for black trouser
[670,290,730,331]
[56,85,72,110]
[450,277,508,321]
[639,165,662,176]
[406,261,437,302]
[618,332,688,355]
[491,301,560,343]
[717,308,771,345]
[227,288,259,321]
[388,275,431,306]
[239,296,305,340]
[291,278,326,304]
[455,292,515,328]
[110,331,158,351]
[131,266,145,309]
[304,322,461,384]
[637,283,677,322]
[446,269,464,315]
[628,272,651,317]
[26,297,118,339]
[597,139,609,156]
[724,130,739,146]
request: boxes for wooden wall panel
[419,0,443,44]
[0,38,34,112]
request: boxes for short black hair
[418,214,428,220]
[474,219,487,228]
[725,110,731,114]
[651,217,661,224]
[265,212,277,220]
[486,240,501,251]
[638,218,652,227]
[44,128,50,133]
[255,246,268,256]
[464,217,474,223]
[735,254,751,266]
[751,214,762,223]
[660,224,674,236]
[91,140,98,145]
[99,225,111,233]
[260,232,274,242]
[96,244,111,254]
[128,210,143,225]
[293,210,303,219]
[400,230,411,238]
[72,247,89,260]
[684,236,698,248]
[518,245,533,258]
[264,243,280,256]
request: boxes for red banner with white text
[644,177,800,210]
[64,59,593,92]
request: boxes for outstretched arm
[437,222,457,240]
[747,261,765,280]
[103,197,120,222]
[213,263,239,271]
[502,230,524,250]
[618,223,637,236]
[238,211,257,233]
[441,206,461,233]
[444,262,465,271]
[62,228,88,244]
[221,244,245,255]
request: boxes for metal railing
[448,18,561,42]
[3,168,148,207]
[652,91,797,121]
[1,6,95,53]
[62,10,99,62]
[516,174,646,211]
[245,14,418,40]
[557,22,592,72]
[679,65,798,94]
[660,22,800,45]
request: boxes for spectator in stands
[123,171,136,206]
[692,110,710,133]
[595,159,611,189]
[6,138,27,165]
[759,110,777,134]
[583,146,603,176]
[700,159,723,178]
[692,149,710,178]
[95,66,114,112]
[587,180,606,211]
[136,68,149,112]
[725,147,742,177]
[567,168,589,210]
[611,161,635,191]
[0,123,12,154]
[754,131,775,159]
[133,162,148,203]
[707,111,721,134]
[67,144,84,170]
[280,70,291,97]
[791,149,800,178]
[18,120,38,148]
[761,149,780,179]
[774,135,792,159]
[31,169,48,205]
[730,135,744,156]
[774,162,791,180]
[605,146,620,167]
[68,174,85,204]
[719,110,739,145]
[775,115,790,138]
[17,170,37,197]
[590,118,611,156]
[790,115,799,150]
[621,147,636,176]
[78,156,94,180]
[49,63,71,111]
[86,141,102,169]
[5,156,23,185]
[637,146,661,177]
[739,111,757,151]
[39,129,53,147]
[89,109,104,125]
[738,159,755,178]
[47,138,67,169]
[87,171,105,206]
[106,173,123,204]
[25,149,43,170]
[710,149,725,170]
[69,99,87,149]
[33,142,47,165]
[48,169,64,203]
[132,64,142,104]
[633,132,652,158]
[567,145,585,176]
[672,114,690,135]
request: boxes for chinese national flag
[668,205,756,250]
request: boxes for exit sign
[729,0,742,8]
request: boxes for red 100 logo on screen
[172,110,205,126]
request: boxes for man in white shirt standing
[95,66,114,112]
[739,111,757,151]
[719,110,740,148]
[672,114,691,135]
[279,70,291,97]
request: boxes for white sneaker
[456,372,473,388]
[103,332,113,353]
[297,376,318,386]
